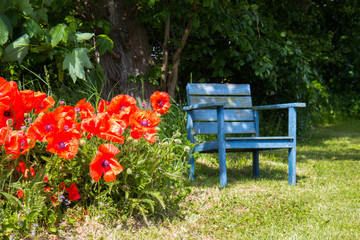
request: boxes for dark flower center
[38,104,44,109]
[64,125,69,131]
[58,142,66,149]
[3,111,10,117]
[20,140,25,152]
[120,106,126,111]
[102,159,110,168]
[45,124,54,131]
[140,120,149,127]
[158,101,164,107]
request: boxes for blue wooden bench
[183,83,306,187]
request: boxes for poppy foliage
[0,77,170,200]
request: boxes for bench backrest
[186,83,256,135]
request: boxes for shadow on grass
[191,160,305,188]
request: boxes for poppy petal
[103,168,116,182]
[98,143,120,157]
[109,158,123,175]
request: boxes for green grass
[55,120,360,240]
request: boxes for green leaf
[148,0,155,7]
[203,0,210,7]
[23,18,44,39]
[63,48,92,83]
[0,18,9,45]
[31,42,52,53]
[15,0,33,16]
[0,13,12,45]
[0,191,24,209]
[27,210,39,221]
[0,0,12,12]
[76,32,94,42]
[49,23,68,47]
[193,17,200,28]
[34,8,48,24]
[1,34,29,63]
[96,34,113,55]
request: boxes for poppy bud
[184,146,190,152]
[174,139,182,144]
[6,118,13,127]
[79,139,86,146]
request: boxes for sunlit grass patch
[45,120,360,239]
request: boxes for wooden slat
[193,122,256,134]
[226,138,294,149]
[253,103,306,110]
[192,109,254,121]
[193,137,294,153]
[188,96,252,108]
[187,83,251,96]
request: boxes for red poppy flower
[75,99,95,120]
[16,160,35,177]
[129,110,160,142]
[58,116,81,132]
[50,194,59,205]
[44,175,49,183]
[107,95,136,115]
[90,144,123,182]
[97,114,127,143]
[20,90,47,112]
[16,189,25,199]
[16,160,26,175]
[34,96,55,114]
[4,130,35,159]
[0,96,25,129]
[54,105,76,120]
[59,182,66,190]
[46,131,81,160]
[0,126,11,145]
[97,100,109,113]
[0,77,11,98]
[44,186,51,192]
[81,112,110,137]
[115,105,140,126]
[66,183,81,201]
[150,91,171,114]
[26,111,65,142]
[143,128,157,143]
[130,110,161,130]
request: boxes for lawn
[57,120,360,240]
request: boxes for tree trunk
[160,14,170,92]
[166,1,196,98]
[99,0,156,99]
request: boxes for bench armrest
[253,102,306,110]
[183,103,224,111]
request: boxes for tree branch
[161,14,170,91]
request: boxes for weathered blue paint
[183,83,306,187]
[217,106,227,187]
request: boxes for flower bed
[0,77,190,238]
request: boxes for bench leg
[219,146,227,188]
[288,147,296,185]
[252,151,259,178]
[188,155,195,181]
